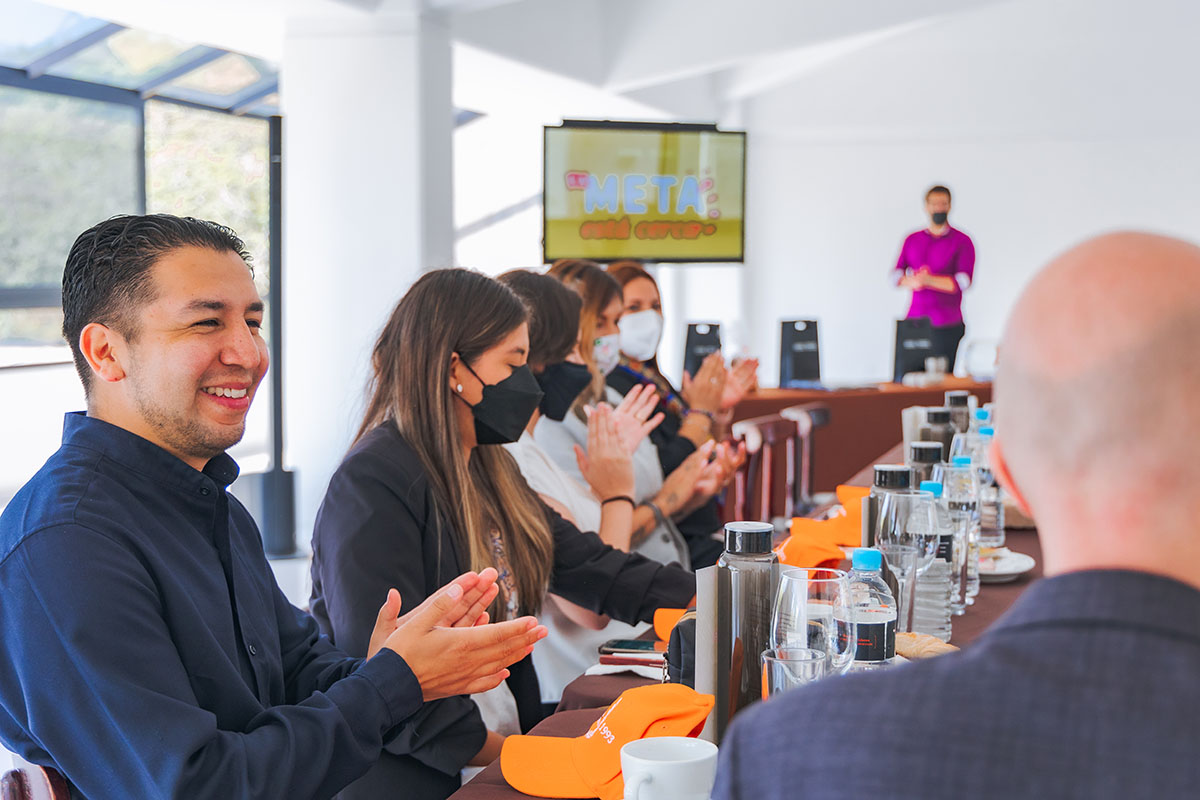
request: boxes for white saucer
[979,550,1036,583]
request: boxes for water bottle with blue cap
[913,481,955,641]
[847,548,897,671]
[975,427,1006,548]
[935,456,981,607]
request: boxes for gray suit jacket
[712,570,1200,799]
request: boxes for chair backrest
[730,414,797,523]
[1,756,70,800]
[730,403,830,523]
[779,402,830,515]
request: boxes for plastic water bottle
[919,481,955,565]
[908,442,944,486]
[975,427,1006,548]
[913,481,954,642]
[862,465,912,601]
[943,456,981,606]
[847,548,897,671]
[944,390,972,433]
[969,407,991,433]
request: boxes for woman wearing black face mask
[497,270,698,709]
[307,269,695,800]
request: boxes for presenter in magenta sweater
[893,185,976,371]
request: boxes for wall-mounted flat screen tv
[544,120,746,263]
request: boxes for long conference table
[731,378,993,491]
[450,438,1040,800]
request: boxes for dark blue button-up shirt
[0,413,423,799]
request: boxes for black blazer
[309,422,695,800]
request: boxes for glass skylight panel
[0,1,107,68]
[163,53,270,100]
[45,29,194,89]
[243,92,281,117]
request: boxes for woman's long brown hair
[356,268,553,617]
[546,259,622,418]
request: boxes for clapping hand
[652,440,716,516]
[674,441,749,516]
[368,568,549,701]
[574,403,636,501]
[595,383,664,454]
[720,358,759,411]
[680,352,726,413]
[695,441,746,496]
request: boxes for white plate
[979,550,1036,583]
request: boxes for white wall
[283,12,455,547]
[727,0,1200,385]
[0,362,270,509]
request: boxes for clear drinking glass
[933,461,981,606]
[963,339,999,382]
[770,567,856,677]
[875,490,940,633]
[761,648,829,699]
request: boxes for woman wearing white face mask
[605,261,754,568]
[496,269,710,712]
[535,261,744,570]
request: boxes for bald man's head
[997,232,1200,529]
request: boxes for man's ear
[989,437,1032,517]
[78,322,127,385]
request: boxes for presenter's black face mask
[535,361,592,421]
[457,358,544,445]
[931,212,949,226]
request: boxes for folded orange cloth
[775,518,847,568]
[836,484,870,511]
[653,608,688,641]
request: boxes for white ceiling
[30,0,1198,128]
[33,0,1017,119]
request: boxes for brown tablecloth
[555,673,653,712]
[451,709,604,800]
[949,527,1041,644]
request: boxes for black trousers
[930,322,966,372]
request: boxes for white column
[281,10,454,545]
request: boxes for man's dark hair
[61,214,252,395]
[496,269,582,369]
[926,185,952,202]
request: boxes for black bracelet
[686,408,716,422]
[601,495,635,508]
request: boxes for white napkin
[583,663,664,680]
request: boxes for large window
[145,101,272,471]
[146,101,270,303]
[0,3,279,507]
[0,86,141,363]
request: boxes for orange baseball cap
[501,683,714,800]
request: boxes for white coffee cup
[620,736,718,800]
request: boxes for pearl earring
[456,384,463,393]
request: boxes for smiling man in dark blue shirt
[0,215,547,799]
